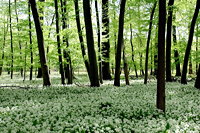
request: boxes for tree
[122,40,129,85]
[166,0,174,82]
[60,0,73,84]
[195,64,200,89]
[181,0,200,84]
[157,0,166,112]
[83,0,100,87]
[54,0,65,85]
[144,1,157,84]
[95,0,103,84]
[102,0,112,80]
[172,16,181,76]
[28,3,33,80]
[29,0,51,86]
[9,0,14,79]
[37,0,45,78]
[14,0,23,77]
[74,0,91,81]
[114,0,126,87]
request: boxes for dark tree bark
[157,0,166,112]
[166,0,174,82]
[114,0,126,86]
[28,3,33,80]
[144,1,157,84]
[196,25,199,74]
[37,0,45,78]
[74,0,91,81]
[95,0,103,84]
[130,24,138,78]
[173,24,181,76]
[189,56,193,74]
[9,0,14,79]
[195,64,200,89]
[54,0,65,85]
[123,41,130,85]
[101,0,112,80]
[14,0,23,77]
[29,0,51,86]
[61,0,73,84]
[181,0,200,84]
[83,0,100,87]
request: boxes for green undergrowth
[0,75,200,132]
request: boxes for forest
[0,0,200,132]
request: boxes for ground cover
[0,74,199,132]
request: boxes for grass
[0,73,199,132]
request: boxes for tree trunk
[29,0,51,86]
[157,0,166,112]
[61,0,73,84]
[95,0,103,84]
[144,1,157,84]
[195,64,200,89]
[83,0,100,87]
[166,0,174,82]
[189,56,193,74]
[196,25,198,74]
[28,3,33,80]
[74,0,91,81]
[36,0,45,78]
[54,0,65,85]
[130,24,138,78]
[14,0,23,77]
[123,41,130,85]
[102,0,112,80]
[172,23,181,76]
[9,0,14,79]
[114,0,126,86]
[181,0,200,84]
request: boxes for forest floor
[0,73,200,132]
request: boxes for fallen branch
[0,86,31,90]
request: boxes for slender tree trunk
[28,3,33,80]
[95,0,103,84]
[29,0,51,86]
[166,0,174,82]
[14,0,23,77]
[181,0,200,84]
[173,23,181,76]
[144,1,157,84]
[61,0,73,84]
[130,24,138,78]
[74,0,91,81]
[195,64,200,89]
[83,0,100,87]
[114,0,126,86]
[102,0,112,80]
[54,0,65,84]
[123,41,130,85]
[9,0,14,79]
[157,0,166,112]
[196,25,199,74]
